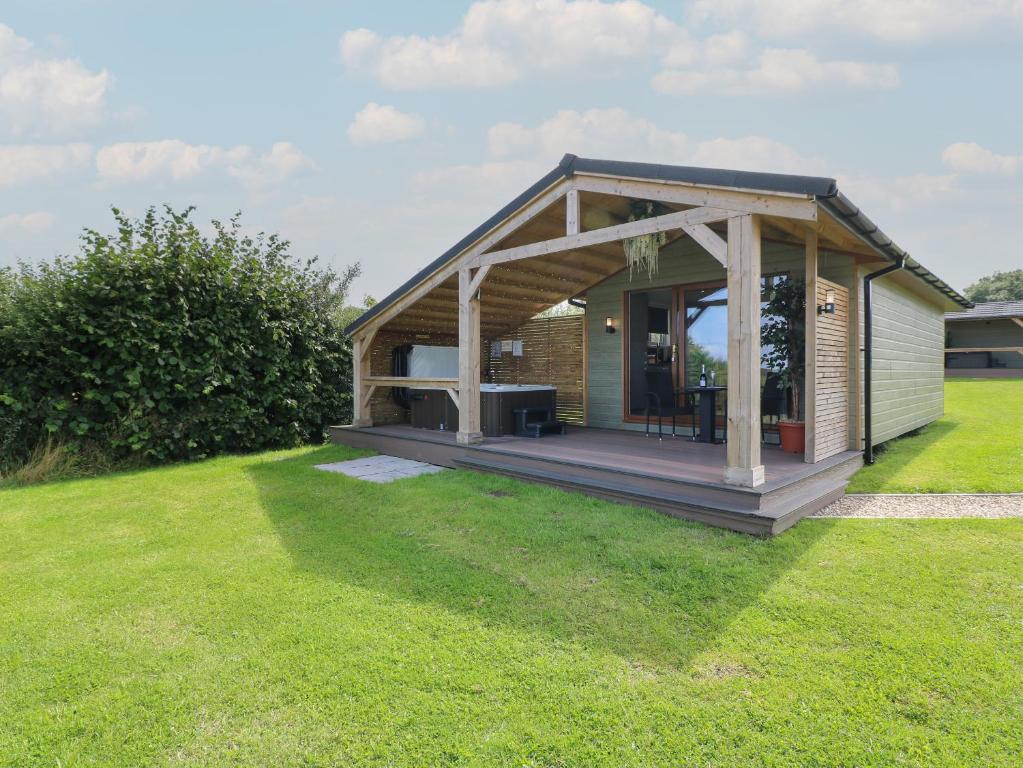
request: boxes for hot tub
[410,384,556,436]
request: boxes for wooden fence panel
[486,314,585,424]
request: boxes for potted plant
[761,277,806,453]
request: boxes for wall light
[818,289,836,315]
[605,316,616,334]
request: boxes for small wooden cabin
[945,301,1023,378]
[333,155,970,534]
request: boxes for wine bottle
[699,364,707,388]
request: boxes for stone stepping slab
[315,455,447,483]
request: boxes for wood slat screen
[813,278,849,461]
[485,314,585,424]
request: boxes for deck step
[330,425,861,536]
[456,452,857,535]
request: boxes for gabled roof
[347,154,970,334]
[945,300,1023,321]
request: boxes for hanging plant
[623,200,667,281]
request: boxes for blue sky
[2,1,1022,302]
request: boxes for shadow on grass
[248,445,833,670]
[848,419,959,490]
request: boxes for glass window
[626,288,673,415]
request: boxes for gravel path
[814,493,1023,518]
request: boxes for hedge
[0,206,359,472]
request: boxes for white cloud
[0,23,110,136]
[340,0,677,89]
[839,172,960,214]
[0,143,93,186]
[0,211,55,235]
[227,141,316,187]
[410,159,548,199]
[95,139,316,187]
[489,108,691,164]
[340,1,900,95]
[486,108,822,174]
[687,136,825,175]
[688,0,1023,43]
[942,142,1022,175]
[96,139,250,182]
[653,48,898,95]
[347,102,426,145]
[0,24,33,62]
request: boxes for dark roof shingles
[946,300,1023,321]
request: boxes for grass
[2,447,1022,766]
[848,379,1023,493]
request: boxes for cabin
[945,301,1023,378]
[332,155,970,534]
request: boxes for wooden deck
[328,424,863,536]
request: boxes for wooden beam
[363,376,459,390]
[566,187,580,235]
[360,177,573,336]
[360,384,377,412]
[457,268,483,445]
[682,223,726,266]
[468,265,491,297]
[804,230,818,464]
[352,337,372,427]
[572,174,818,221]
[724,214,765,488]
[470,206,731,270]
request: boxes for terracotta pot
[777,420,806,454]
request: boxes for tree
[0,206,360,472]
[963,269,1023,303]
[338,294,377,329]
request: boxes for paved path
[814,493,1023,518]
[316,456,447,483]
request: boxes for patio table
[684,385,726,443]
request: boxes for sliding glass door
[682,285,728,389]
[626,288,675,415]
[624,276,787,422]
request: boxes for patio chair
[644,368,696,441]
[761,373,785,445]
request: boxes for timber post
[724,214,766,487]
[457,267,483,445]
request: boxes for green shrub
[0,206,359,473]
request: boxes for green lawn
[2,448,1022,766]
[848,379,1023,493]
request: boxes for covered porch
[345,156,870,492]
